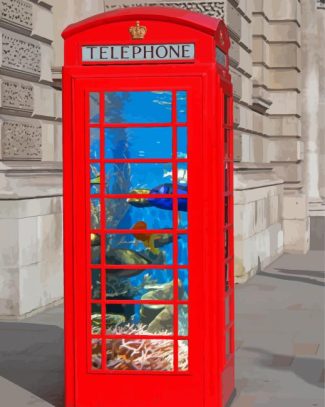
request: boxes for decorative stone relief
[316,0,325,8]
[1,79,33,112]
[0,30,41,77]
[1,119,41,160]
[105,2,225,19]
[0,0,33,31]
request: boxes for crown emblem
[129,21,147,40]
[219,30,225,46]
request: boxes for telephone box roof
[62,6,227,42]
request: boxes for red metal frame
[62,7,234,407]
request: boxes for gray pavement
[0,251,324,406]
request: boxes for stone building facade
[0,0,324,317]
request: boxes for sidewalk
[0,251,324,406]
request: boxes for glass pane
[91,303,101,334]
[225,196,229,225]
[105,91,172,124]
[106,269,174,301]
[178,234,188,265]
[90,163,100,195]
[91,234,101,264]
[106,199,173,230]
[225,162,230,192]
[225,230,229,258]
[106,304,173,335]
[177,127,187,158]
[91,269,101,299]
[90,128,100,159]
[178,340,188,371]
[177,163,188,186]
[91,199,100,229]
[176,91,187,123]
[226,330,230,357]
[225,263,230,292]
[106,234,173,265]
[106,339,174,371]
[179,305,188,336]
[90,92,100,123]
[224,129,229,159]
[225,295,230,326]
[178,202,188,229]
[178,269,188,299]
[104,127,172,159]
[92,339,102,370]
[105,163,173,194]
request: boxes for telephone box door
[71,74,207,407]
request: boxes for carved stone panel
[0,30,41,78]
[0,79,33,112]
[105,1,225,19]
[0,118,41,160]
[0,0,33,31]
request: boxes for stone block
[0,29,41,79]
[225,1,241,40]
[33,84,55,118]
[267,116,301,137]
[240,133,269,163]
[239,16,252,52]
[0,77,33,114]
[38,212,63,262]
[0,266,19,316]
[283,218,310,253]
[0,196,62,219]
[0,116,42,160]
[268,21,301,45]
[233,102,240,127]
[41,122,55,161]
[54,123,62,162]
[0,0,33,33]
[283,193,308,220]
[238,0,253,22]
[238,104,253,132]
[258,0,301,24]
[270,138,303,162]
[0,218,19,267]
[268,91,301,116]
[18,216,39,266]
[269,43,301,70]
[273,162,303,184]
[32,2,54,42]
[19,256,63,316]
[229,37,240,67]
[241,74,253,105]
[230,67,242,100]
[235,175,283,202]
[253,66,301,91]
[234,130,242,161]
[239,46,252,77]
[235,222,284,281]
[55,89,62,119]
[40,42,53,83]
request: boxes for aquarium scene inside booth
[89,90,190,372]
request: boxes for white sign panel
[82,43,195,63]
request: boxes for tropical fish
[132,221,160,255]
[126,189,151,207]
[106,248,152,278]
[91,176,101,184]
[127,183,187,212]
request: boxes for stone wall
[0,0,62,317]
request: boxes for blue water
[90,90,189,323]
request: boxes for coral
[91,323,189,371]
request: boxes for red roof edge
[62,6,222,39]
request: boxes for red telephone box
[62,6,234,407]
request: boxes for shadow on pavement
[275,268,325,279]
[242,347,325,389]
[258,270,325,287]
[0,322,64,407]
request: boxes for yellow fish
[132,221,160,255]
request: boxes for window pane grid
[88,90,189,373]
